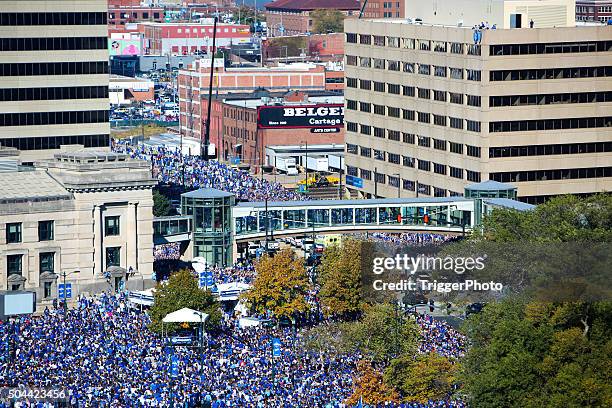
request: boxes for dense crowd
[112,140,306,202]
[416,315,466,359]
[208,262,256,285]
[353,232,456,247]
[154,243,181,261]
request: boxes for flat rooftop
[224,95,344,109]
[0,171,71,203]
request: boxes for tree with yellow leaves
[243,248,311,320]
[346,360,400,406]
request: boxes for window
[418,88,430,99]
[434,187,447,197]
[402,86,415,97]
[450,67,463,79]
[387,83,400,94]
[359,102,371,112]
[402,109,415,120]
[433,163,447,175]
[346,33,357,43]
[0,134,109,151]
[449,92,464,104]
[403,62,415,73]
[0,12,107,26]
[402,156,415,167]
[374,127,385,138]
[403,179,415,191]
[385,130,399,141]
[374,35,386,46]
[0,36,107,51]
[38,220,54,241]
[488,117,612,133]
[346,143,358,154]
[360,146,372,157]
[450,167,463,179]
[402,38,415,49]
[44,282,52,299]
[418,160,431,171]
[434,66,447,77]
[466,120,481,132]
[450,117,463,129]
[359,79,371,90]
[347,100,357,110]
[106,247,121,268]
[403,133,415,144]
[6,223,21,243]
[489,142,612,158]
[360,169,372,180]
[467,44,481,55]
[417,112,430,123]
[450,42,464,54]
[40,252,54,273]
[489,91,612,107]
[418,64,430,75]
[7,254,22,275]
[359,57,371,68]
[387,36,400,47]
[388,153,400,164]
[490,41,611,56]
[467,170,481,182]
[388,107,400,118]
[347,166,358,176]
[489,66,611,82]
[434,139,446,150]
[388,175,400,188]
[433,90,446,102]
[418,183,431,196]
[374,82,385,92]
[433,41,447,52]
[466,69,481,81]
[467,145,482,157]
[418,39,431,51]
[387,60,400,71]
[374,105,385,115]
[373,58,385,69]
[0,61,109,77]
[450,142,463,154]
[374,150,386,161]
[346,55,357,66]
[105,216,120,236]
[433,114,446,126]
[467,95,481,107]
[347,122,358,132]
[418,136,430,147]
[0,110,109,127]
[375,172,386,184]
[0,86,108,102]
[346,77,357,88]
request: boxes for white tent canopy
[162,307,209,323]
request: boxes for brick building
[359,0,405,19]
[265,0,360,37]
[576,0,612,22]
[141,22,251,55]
[108,0,165,26]
[262,32,345,63]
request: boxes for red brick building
[359,0,404,19]
[108,1,165,26]
[265,0,360,36]
[262,32,344,63]
[576,0,612,23]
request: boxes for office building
[0,0,111,164]
[344,0,611,203]
[359,0,405,19]
[575,0,612,23]
[0,150,156,309]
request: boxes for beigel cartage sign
[257,103,344,129]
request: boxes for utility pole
[374,167,378,198]
[304,140,308,190]
[202,16,218,161]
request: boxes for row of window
[489,142,612,158]
[0,134,109,151]
[0,61,109,77]
[489,91,612,107]
[347,56,482,81]
[346,103,482,132]
[490,41,611,56]
[0,110,109,127]
[346,33,481,55]
[0,86,108,102]
[6,221,54,243]
[0,37,107,52]
[491,167,611,183]
[489,116,612,133]
[0,12,107,26]
[490,66,611,81]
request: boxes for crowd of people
[415,314,466,360]
[208,262,257,285]
[154,243,182,261]
[352,232,456,247]
[112,140,305,202]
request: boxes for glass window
[106,247,121,268]
[40,252,54,273]
[44,281,52,298]
[105,216,120,236]
[38,220,54,241]
[7,254,22,275]
[6,222,21,243]
[355,208,377,224]
[331,208,353,225]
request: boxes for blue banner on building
[272,338,281,358]
[345,175,364,189]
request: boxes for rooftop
[182,188,235,199]
[0,171,71,203]
[224,95,344,109]
[465,180,517,191]
[264,0,360,11]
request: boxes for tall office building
[0,1,110,164]
[344,0,611,203]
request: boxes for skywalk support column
[93,204,103,275]
[127,202,138,270]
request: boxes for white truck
[328,154,343,171]
[275,157,298,175]
[306,156,329,172]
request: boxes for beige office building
[344,0,611,203]
[0,1,110,164]
[0,150,156,309]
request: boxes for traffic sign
[170,355,179,377]
[199,271,214,288]
[58,283,72,299]
[272,338,281,358]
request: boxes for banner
[257,104,344,129]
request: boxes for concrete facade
[0,151,156,310]
[343,18,612,203]
[0,0,111,164]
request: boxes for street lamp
[59,270,79,313]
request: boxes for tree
[153,190,171,217]
[243,249,311,320]
[149,269,221,334]
[341,302,419,363]
[345,360,400,406]
[310,9,344,34]
[384,353,461,403]
[319,240,363,319]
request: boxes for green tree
[310,9,344,34]
[384,353,461,403]
[341,302,419,363]
[319,240,363,319]
[149,269,221,334]
[152,190,171,217]
[243,249,311,319]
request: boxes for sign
[58,283,72,300]
[170,355,179,377]
[345,175,364,189]
[199,271,214,288]
[109,39,142,56]
[257,104,344,129]
[310,127,340,133]
[272,338,281,358]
